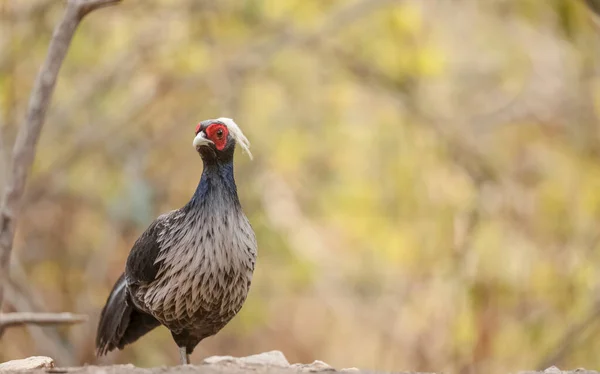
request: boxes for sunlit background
[2,0,600,373]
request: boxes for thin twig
[0,0,120,336]
[0,312,87,330]
[5,260,77,364]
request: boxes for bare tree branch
[5,260,78,364]
[0,313,87,331]
[0,0,121,336]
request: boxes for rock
[290,360,335,372]
[203,355,235,365]
[204,351,337,372]
[340,368,360,372]
[0,356,55,371]
[204,350,290,368]
[544,367,562,374]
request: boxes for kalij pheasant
[96,118,257,365]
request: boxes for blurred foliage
[2,0,600,373]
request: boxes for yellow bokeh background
[2,1,600,373]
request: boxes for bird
[95,118,257,365]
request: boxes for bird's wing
[125,211,174,285]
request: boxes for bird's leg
[179,346,190,365]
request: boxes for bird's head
[193,118,252,163]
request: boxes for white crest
[216,117,253,160]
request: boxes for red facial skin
[205,123,229,151]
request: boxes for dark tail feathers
[96,273,160,356]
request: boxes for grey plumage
[96,118,257,364]
[130,184,256,342]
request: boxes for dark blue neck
[187,159,239,210]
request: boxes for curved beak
[193,131,213,149]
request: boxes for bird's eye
[216,129,224,139]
